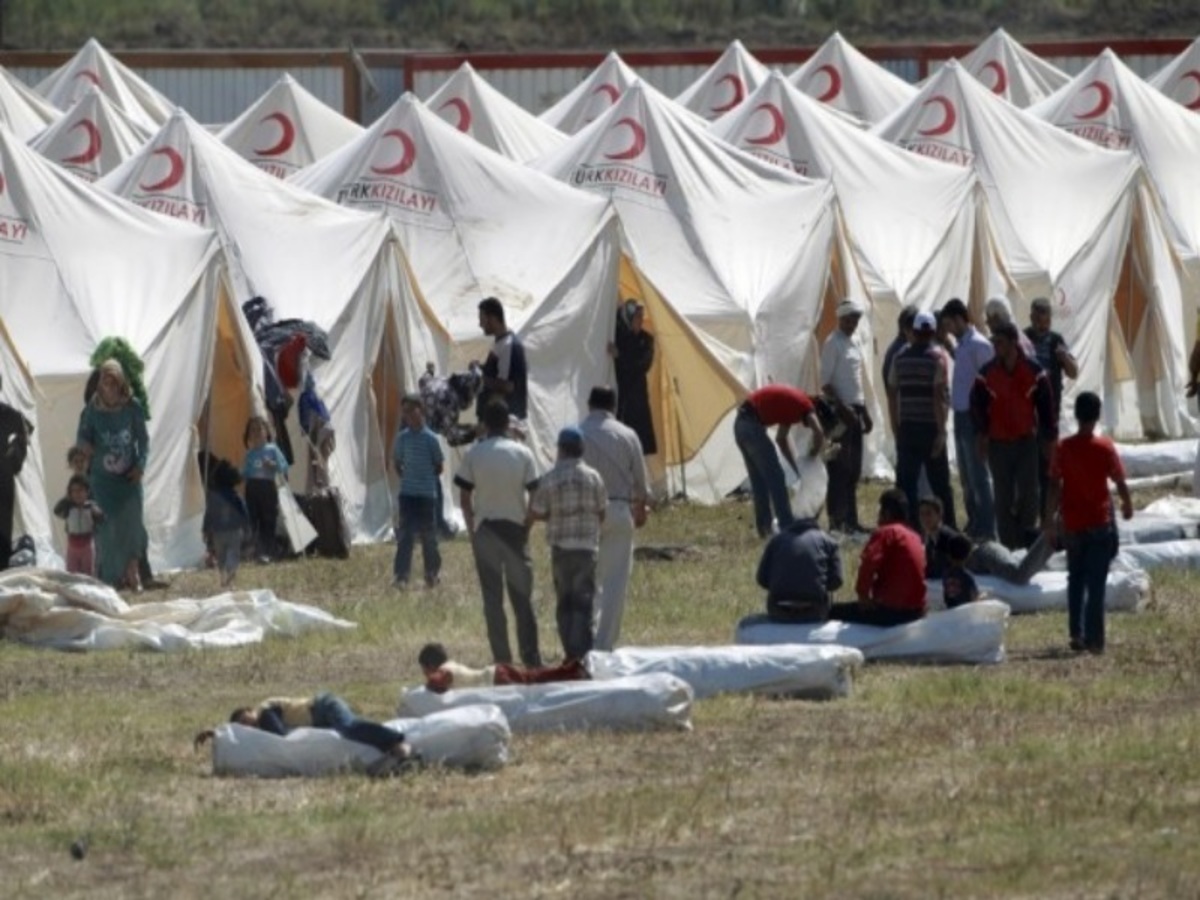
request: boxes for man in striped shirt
[392,394,444,589]
[528,426,607,660]
[579,386,650,651]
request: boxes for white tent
[99,110,446,541]
[533,80,854,497]
[1029,49,1200,436]
[1148,36,1200,112]
[35,38,174,131]
[0,65,60,141]
[424,62,567,163]
[674,39,769,121]
[789,33,918,126]
[0,318,54,563]
[956,28,1070,108]
[0,125,254,570]
[875,60,1183,438]
[218,74,365,179]
[539,51,642,135]
[291,93,622,468]
[29,85,151,183]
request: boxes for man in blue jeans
[393,393,444,589]
[734,384,826,539]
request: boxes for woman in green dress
[76,359,149,590]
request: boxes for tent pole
[672,375,686,501]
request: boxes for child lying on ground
[418,642,589,694]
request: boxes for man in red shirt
[970,321,1057,550]
[829,489,926,626]
[734,383,826,539]
[1044,391,1132,655]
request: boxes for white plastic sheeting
[210,705,511,777]
[586,644,862,700]
[735,599,1010,665]
[0,570,354,651]
[1116,540,1200,571]
[928,565,1149,613]
[1116,440,1197,478]
[398,673,694,733]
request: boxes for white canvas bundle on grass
[735,600,1010,665]
[586,645,863,700]
[1116,440,1197,479]
[398,673,694,733]
[1116,540,1200,571]
[0,569,353,651]
[968,562,1151,613]
[210,705,511,777]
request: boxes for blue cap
[557,426,584,448]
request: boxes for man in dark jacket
[756,516,843,623]
[0,375,32,570]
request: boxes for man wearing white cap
[820,298,872,534]
[888,311,957,530]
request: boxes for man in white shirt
[820,298,872,534]
[940,298,996,540]
[578,386,650,651]
[455,400,542,668]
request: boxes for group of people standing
[392,297,654,668]
[742,294,1131,654]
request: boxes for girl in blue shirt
[242,415,288,561]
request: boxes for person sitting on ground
[941,532,979,609]
[417,642,589,694]
[828,489,926,626]
[756,512,843,623]
[920,490,1056,587]
[194,693,418,776]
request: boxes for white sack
[735,600,1010,665]
[586,644,862,700]
[1116,440,1197,478]
[211,704,511,777]
[1117,539,1200,571]
[397,673,693,733]
[1118,515,1200,545]
[1141,495,1200,520]
[0,569,354,651]
[927,567,1149,614]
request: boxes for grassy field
[3,489,1200,898]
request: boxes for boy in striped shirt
[393,394,444,589]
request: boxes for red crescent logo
[745,102,786,146]
[369,129,417,176]
[438,97,473,133]
[603,117,647,161]
[1075,80,1114,120]
[62,119,102,165]
[812,64,842,102]
[592,83,621,104]
[981,60,1008,95]
[710,73,746,113]
[917,96,957,137]
[138,147,186,192]
[253,112,296,157]
[0,172,5,196]
[74,69,101,87]
[1178,70,1200,111]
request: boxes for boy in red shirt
[830,488,927,626]
[1044,391,1133,654]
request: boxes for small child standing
[53,474,103,576]
[392,394,444,589]
[203,455,250,588]
[941,532,979,609]
[242,416,288,563]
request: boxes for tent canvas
[29,85,152,183]
[789,32,918,126]
[424,62,568,163]
[0,125,253,570]
[532,79,855,498]
[674,39,769,121]
[1148,36,1200,112]
[290,93,622,469]
[955,28,1071,108]
[218,74,365,179]
[538,51,643,135]
[35,38,174,132]
[100,110,447,542]
[0,64,61,141]
[1029,49,1200,437]
[874,60,1181,439]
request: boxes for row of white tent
[1,33,1199,573]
